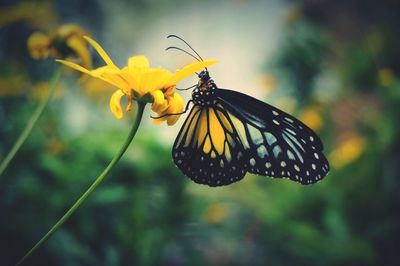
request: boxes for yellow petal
[165,93,184,126]
[150,90,168,113]
[151,68,173,91]
[66,35,92,70]
[90,65,119,76]
[119,67,137,91]
[120,66,144,95]
[152,92,184,126]
[109,90,125,119]
[141,68,172,94]
[56,59,91,75]
[83,36,115,66]
[101,71,130,93]
[158,69,175,90]
[54,24,87,39]
[167,93,184,125]
[27,32,51,60]
[168,59,218,85]
[56,60,120,88]
[128,55,150,70]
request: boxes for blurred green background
[1,0,400,265]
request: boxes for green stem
[0,68,63,177]
[16,102,146,266]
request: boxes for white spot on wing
[284,117,294,123]
[285,128,296,136]
[287,150,295,160]
[265,132,277,145]
[257,145,268,158]
[273,146,282,158]
[248,125,264,145]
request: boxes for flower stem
[0,68,63,178]
[16,102,146,266]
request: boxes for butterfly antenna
[167,34,204,61]
[166,46,201,62]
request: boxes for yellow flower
[299,106,323,132]
[27,24,92,70]
[378,68,395,87]
[203,203,228,224]
[27,32,51,60]
[258,73,277,95]
[0,1,56,29]
[57,36,217,125]
[31,82,64,101]
[329,134,365,169]
[286,6,303,25]
[0,75,30,97]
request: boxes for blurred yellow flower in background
[46,138,67,156]
[258,73,277,95]
[299,106,323,132]
[285,6,303,25]
[329,134,365,169]
[57,36,217,124]
[378,68,395,87]
[27,24,92,70]
[27,32,51,60]
[204,203,228,224]
[0,1,56,29]
[0,75,30,97]
[31,82,64,101]
[81,78,115,99]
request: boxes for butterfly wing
[172,104,248,186]
[216,88,329,184]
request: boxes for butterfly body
[173,70,330,187]
[191,71,217,107]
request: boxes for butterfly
[163,35,329,187]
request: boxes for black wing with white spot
[172,105,248,186]
[216,88,330,184]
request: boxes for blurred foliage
[1,0,400,266]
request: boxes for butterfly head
[198,69,210,81]
[197,70,215,88]
[192,70,217,107]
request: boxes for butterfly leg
[151,100,193,119]
[176,84,197,91]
